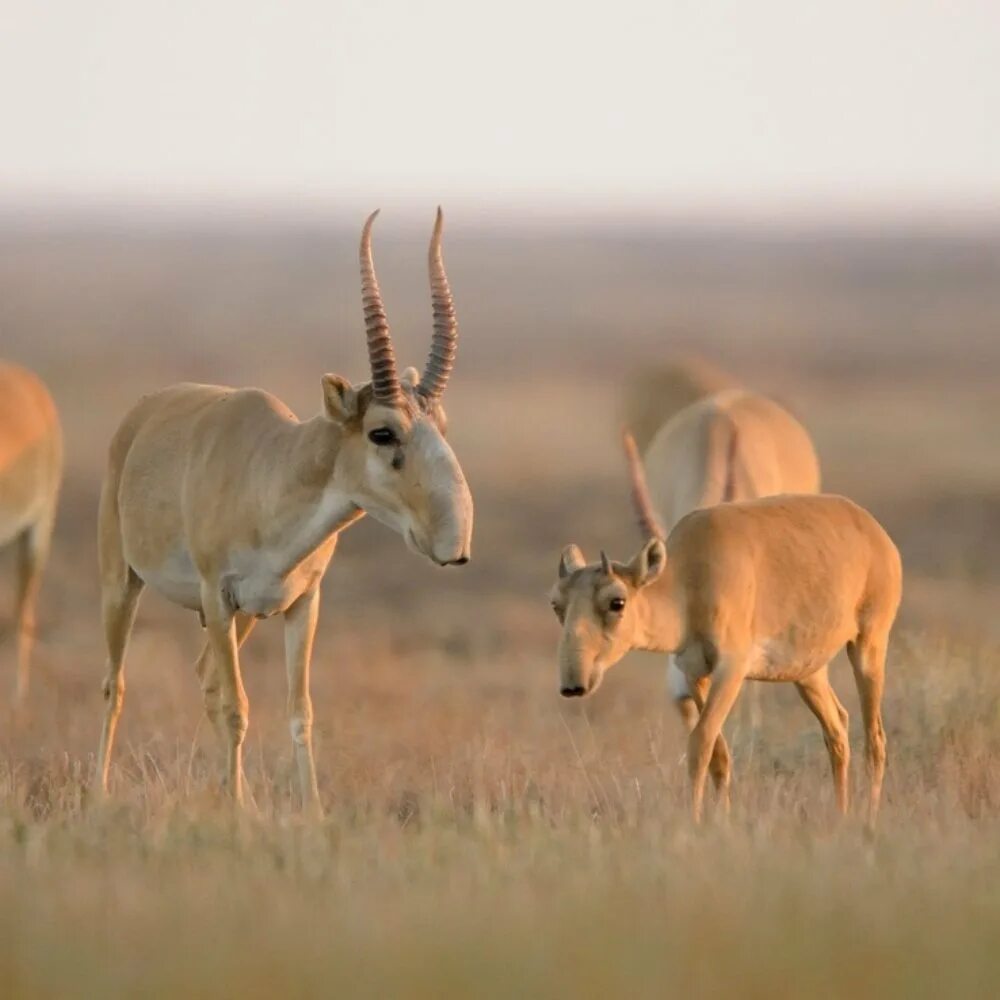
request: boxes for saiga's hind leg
[795,666,850,815]
[847,632,888,830]
[96,567,145,796]
[12,511,55,707]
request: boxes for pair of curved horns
[360,208,458,407]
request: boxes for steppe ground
[1,214,999,997]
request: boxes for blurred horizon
[3,195,1000,240]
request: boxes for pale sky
[2,1,999,218]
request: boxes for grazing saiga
[96,210,473,812]
[0,362,62,706]
[549,432,901,827]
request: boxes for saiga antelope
[96,210,473,812]
[0,362,62,705]
[549,432,901,826]
[641,389,820,743]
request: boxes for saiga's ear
[322,374,359,424]
[628,537,666,588]
[559,544,586,579]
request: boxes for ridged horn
[622,428,666,541]
[418,207,458,401]
[360,210,404,407]
[600,550,612,576]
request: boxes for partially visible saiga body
[550,434,901,827]
[0,362,62,705]
[97,209,473,813]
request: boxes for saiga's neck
[261,413,364,573]
[633,562,683,654]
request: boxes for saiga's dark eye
[608,597,626,613]
[368,427,398,446]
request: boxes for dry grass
[0,217,998,997]
[2,635,1000,998]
